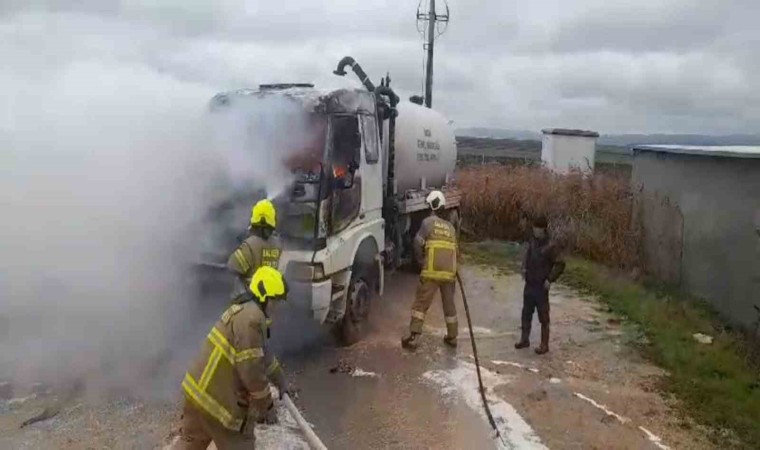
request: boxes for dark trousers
[522,282,550,326]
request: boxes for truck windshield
[283,114,328,183]
[204,101,329,255]
[277,114,328,245]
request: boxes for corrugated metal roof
[542,128,600,138]
[633,145,760,159]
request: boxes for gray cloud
[5,0,757,133]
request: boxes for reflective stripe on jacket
[415,215,458,282]
[227,235,282,302]
[182,302,280,431]
[227,235,282,280]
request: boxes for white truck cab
[203,58,460,343]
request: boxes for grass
[462,241,522,273]
[463,241,760,449]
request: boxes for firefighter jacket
[182,302,284,432]
[414,214,458,282]
[227,234,282,302]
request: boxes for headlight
[312,263,325,280]
[287,262,326,281]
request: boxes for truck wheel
[339,274,371,346]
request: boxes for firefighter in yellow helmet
[227,199,282,303]
[402,190,459,351]
[179,266,291,450]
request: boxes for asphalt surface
[1,265,713,449]
[281,271,499,450]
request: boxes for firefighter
[515,215,565,355]
[179,266,291,450]
[402,190,459,351]
[228,199,282,303]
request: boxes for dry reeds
[457,165,641,269]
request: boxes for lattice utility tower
[417,0,450,108]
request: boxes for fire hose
[281,393,328,450]
[456,272,506,446]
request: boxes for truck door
[359,114,383,221]
[330,115,362,234]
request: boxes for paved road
[1,265,711,449]
[281,271,502,450]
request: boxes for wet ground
[0,264,713,449]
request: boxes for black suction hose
[334,56,376,92]
[457,271,506,445]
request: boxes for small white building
[541,128,599,174]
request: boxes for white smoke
[0,6,326,398]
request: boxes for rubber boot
[535,323,550,355]
[514,319,531,349]
[402,332,421,351]
[443,335,458,348]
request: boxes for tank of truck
[390,101,457,193]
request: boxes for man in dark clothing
[515,216,565,355]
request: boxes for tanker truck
[203,57,460,343]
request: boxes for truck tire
[339,274,371,345]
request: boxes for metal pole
[281,393,328,450]
[424,0,436,108]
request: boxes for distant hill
[456,128,542,141]
[597,134,760,146]
[455,128,760,147]
[455,136,631,165]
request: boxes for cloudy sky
[2,0,759,134]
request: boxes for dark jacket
[522,236,565,285]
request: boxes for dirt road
[0,264,711,449]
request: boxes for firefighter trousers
[409,279,458,338]
[178,400,255,450]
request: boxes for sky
[1,0,758,134]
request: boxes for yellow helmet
[249,266,288,303]
[251,199,276,228]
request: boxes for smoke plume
[0,6,326,399]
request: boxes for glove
[259,404,278,425]
[279,385,301,401]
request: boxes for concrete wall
[541,134,597,174]
[632,151,760,328]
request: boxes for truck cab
[203,61,459,343]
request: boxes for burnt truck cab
[207,84,387,341]
[204,59,459,343]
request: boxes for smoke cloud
[0,6,328,399]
